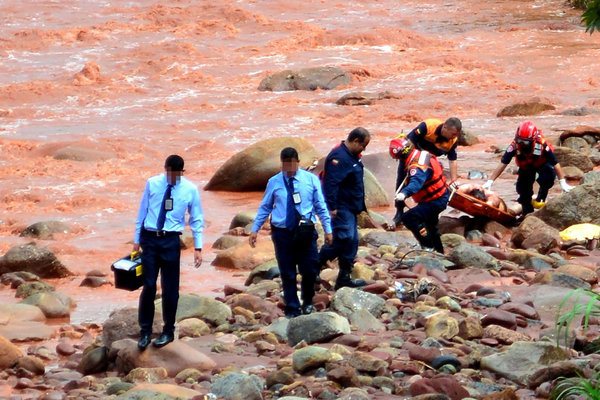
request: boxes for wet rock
[0,335,23,369]
[480,341,569,385]
[124,367,168,383]
[498,302,539,320]
[212,235,244,250]
[337,387,371,400]
[553,146,594,172]
[562,136,592,155]
[465,230,483,242]
[512,215,561,252]
[106,381,135,395]
[431,355,461,370]
[245,259,280,285]
[117,383,202,399]
[212,239,275,270]
[410,376,470,400]
[292,345,331,373]
[425,312,459,339]
[363,168,390,207]
[77,346,109,375]
[206,137,319,191]
[20,291,74,318]
[0,271,40,288]
[0,243,72,278]
[116,338,216,377]
[266,366,295,387]
[459,130,480,146]
[102,307,163,346]
[73,61,101,85]
[359,230,407,247]
[79,275,111,288]
[349,351,388,372]
[531,271,591,290]
[582,170,600,185]
[483,325,531,344]
[228,211,257,230]
[439,216,469,236]
[336,90,399,106]
[15,280,55,298]
[174,294,232,326]
[562,166,585,182]
[403,342,441,364]
[56,340,76,356]
[496,97,555,117]
[177,318,210,338]
[358,209,388,229]
[331,287,385,318]
[523,256,553,272]
[481,310,517,330]
[14,355,45,375]
[258,66,351,91]
[327,364,360,387]
[450,243,500,270]
[20,221,70,240]
[287,311,350,346]
[227,293,282,319]
[480,388,519,400]
[481,233,501,248]
[560,106,600,116]
[441,233,466,249]
[0,304,55,341]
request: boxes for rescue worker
[319,127,370,290]
[483,121,573,216]
[393,117,462,227]
[392,138,450,253]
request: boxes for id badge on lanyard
[164,198,173,211]
[292,193,301,204]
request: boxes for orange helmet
[515,121,539,142]
[389,137,413,159]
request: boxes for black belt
[143,228,181,238]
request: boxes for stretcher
[448,189,517,225]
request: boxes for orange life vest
[512,136,552,169]
[405,149,448,203]
[422,118,458,154]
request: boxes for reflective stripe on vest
[408,150,448,203]
[514,137,551,169]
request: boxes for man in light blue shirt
[133,154,204,350]
[250,147,333,318]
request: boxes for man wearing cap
[133,155,204,350]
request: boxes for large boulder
[212,239,274,270]
[0,335,23,369]
[0,243,72,278]
[287,312,351,346]
[205,137,319,191]
[102,307,163,346]
[561,136,591,156]
[20,291,74,318]
[363,168,390,207]
[480,341,569,385]
[20,221,70,240]
[496,97,555,117]
[0,304,53,341]
[258,66,351,92]
[582,171,600,185]
[172,294,232,326]
[115,339,216,377]
[331,287,386,318]
[536,181,600,230]
[511,215,561,252]
[552,146,593,172]
[336,91,398,106]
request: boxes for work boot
[531,199,545,209]
[334,269,366,290]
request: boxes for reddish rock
[463,283,484,293]
[327,364,360,387]
[56,341,76,356]
[403,342,441,364]
[393,270,420,279]
[481,388,519,400]
[481,309,517,330]
[482,234,501,248]
[483,325,531,344]
[389,360,424,375]
[331,334,362,347]
[223,284,245,296]
[409,376,470,400]
[226,293,282,318]
[362,281,389,294]
[480,338,499,346]
[427,269,449,284]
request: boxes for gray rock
[102,307,163,346]
[212,235,244,250]
[553,146,593,172]
[582,170,600,185]
[15,280,54,298]
[348,308,386,333]
[228,211,257,230]
[245,259,280,286]
[20,291,74,318]
[562,136,591,155]
[496,97,555,117]
[450,243,500,270]
[0,271,40,288]
[458,130,480,146]
[559,106,600,116]
[211,372,264,400]
[511,215,561,252]
[287,312,350,346]
[0,243,72,278]
[536,181,600,230]
[480,341,569,385]
[20,221,70,240]
[336,91,399,106]
[524,257,553,272]
[77,346,109,375]
[292,346,331,373]
[266,317,290,342]
[205,137,319,191]
[364,168,390,207]
[258,66,351,91]
[331,287,386,318]
[173,293,232,326]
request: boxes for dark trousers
[318,209,359,272]
[139,230,181,336]
[394,162,408,220]
[271,227,319,314]
[401,196,448,253]
[517,163,556,215]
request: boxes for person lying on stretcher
[455,183,508,213]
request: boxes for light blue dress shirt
[134,174,204,248]
[252,169,332,234]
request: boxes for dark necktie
[285,177,298,230]
[156,184,173,231]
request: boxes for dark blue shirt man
[319,127,370,290]
[250,147,333,318]
[133,154,204,350]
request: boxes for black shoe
[152,333,174,348]
[285,309,301,319]
[302,304,315,315]
[334,278,367,290]
[137,334,152,351]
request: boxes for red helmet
[389,137,413,159]
[515,121,539,142]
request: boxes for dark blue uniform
[319,142,366,273]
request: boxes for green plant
[581,0,600,34]
[551,288,600,400]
